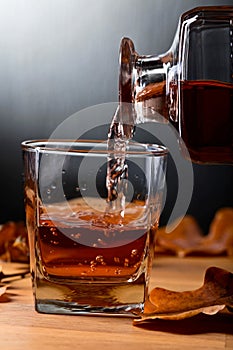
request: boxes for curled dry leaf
[0,285,7,298]
[0,267,7,297]
[134,266,233,324]
[192,208,233,256]
[155,215,203,257]
[155,208,233,257]
[0,221,29,262]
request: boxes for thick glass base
[36,300,143,317]
[34,277,146,317]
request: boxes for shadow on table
[134,312,233,335]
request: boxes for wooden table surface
[0,256,232,350]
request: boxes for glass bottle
[118,6,233,164]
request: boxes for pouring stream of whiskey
[106,104,136,216]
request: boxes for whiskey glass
[22,139,167,316]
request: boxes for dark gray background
[0,0,232,232]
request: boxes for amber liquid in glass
[38,216,149,281]
[33,198,156,315]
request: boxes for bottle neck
[118,38,177,122]
[134,54,169,119]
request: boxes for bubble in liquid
[90,260,97,272]
[41,222,49,226]
[46,189,51,195]
[50,240,59,245]
[62,170,66,175]
[95,255,104,263]
[131,249,138,256]
[114,257,120,263]
[133,262,141,269]
[51,183,56,190]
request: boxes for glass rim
[21,139,168,157]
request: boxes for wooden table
[0,256,232,350]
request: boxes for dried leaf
[0,280,7,298]
[0,221,29,262]
[134,266,233,324]
[190,208,233,256]
[0,285,6,296]
[155,208,233,257]
[155,216,203,257]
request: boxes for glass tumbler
[22,139,167,316]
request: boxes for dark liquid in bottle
[180,80,233,164]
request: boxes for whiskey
[180,80,233,164]
[38,217,151,281]
[32,198,157,314]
